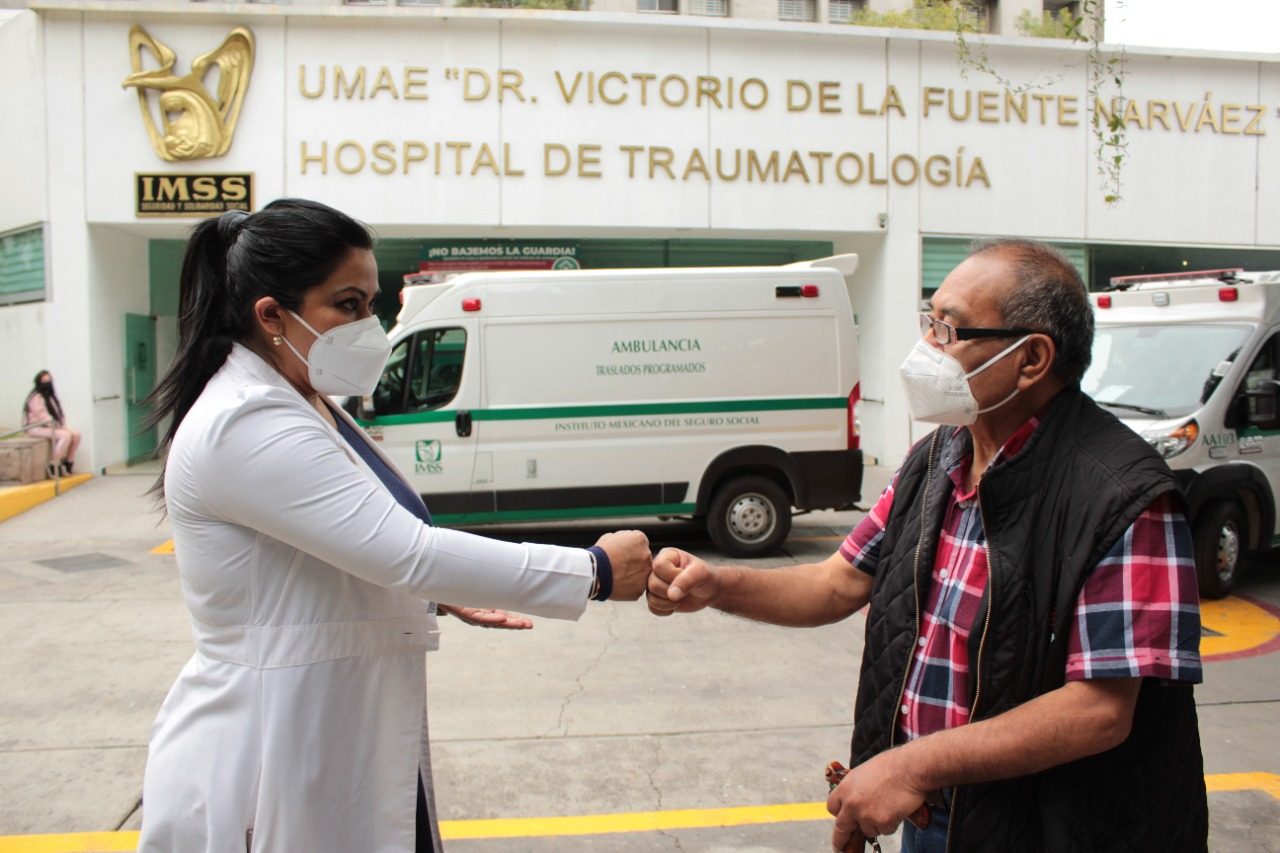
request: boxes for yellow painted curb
[1,773,1277,850]
[0,832,137,853]
[0,474,93,523]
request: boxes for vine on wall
[952,0,1128,204]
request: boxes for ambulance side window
[372,337,412,416]
[1240,334,1280,429]
[407,328,467,412]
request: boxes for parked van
[1082,269,1280,598]
[347,257,864,556]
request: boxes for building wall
[5,5,1278,467]
[0,10,48,421]
[0,12,43,237]
[724,0,776,22]
[39,13,96,468]
[0,304,47,431]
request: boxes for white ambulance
[1082,269,1280,598]
[347,257,864,556]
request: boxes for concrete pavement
[0,467,1278,852]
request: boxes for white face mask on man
[279,310,392,397]
[899,335,1031,426]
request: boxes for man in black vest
[647,239,1207,852]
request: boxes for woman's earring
[272,335,284,346]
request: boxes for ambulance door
[364,326,478,518]
[1235,329,1280,542]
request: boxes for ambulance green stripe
[361,396,847,427]
[1237,426,1280,437]
[432,503,698,525]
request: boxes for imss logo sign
[135,173,253,217]
[124,25,256,216]
[415,440,443,474]
[123,25,254,162]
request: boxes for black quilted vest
[850,386,1208,852]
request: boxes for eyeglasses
[918,313,1039,346]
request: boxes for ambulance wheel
[1193,499,1246,600]
[707,476,791,557]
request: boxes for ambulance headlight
[1142,420,1199,459]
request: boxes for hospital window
[0,226,46,306]
[827,0,861,23]
[779,0,814,21]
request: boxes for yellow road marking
[2,773,1276,850]
[441,801,828,840]
[149,540,174,555]
[1205,771,1280,799]
[1201,597,1280,659]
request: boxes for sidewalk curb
[0,474,93,523]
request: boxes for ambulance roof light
[1107,268,1244,291]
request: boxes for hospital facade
[1,0,1277,471]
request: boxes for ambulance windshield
[1083,324,1252,418]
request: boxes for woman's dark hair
[146,198,373,486]
[29,370,64,426]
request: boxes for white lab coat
[138,344,593,853]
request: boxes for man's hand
[438,605,534,630]
[647,547,721,615]
[826,748,927,851]
[595,530,652,600]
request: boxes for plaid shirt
[841,419,1202,742]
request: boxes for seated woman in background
[23,370,80,477]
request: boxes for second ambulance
[1083,269,1280,598]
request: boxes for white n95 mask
[281,310,392,397]
[899,336,1030,426]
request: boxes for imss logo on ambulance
[415,440,443,474]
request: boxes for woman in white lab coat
[136,199,651,853]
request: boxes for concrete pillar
[41,14,99,472]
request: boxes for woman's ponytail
[145,211,246,476]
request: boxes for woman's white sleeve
[197,391,592,620]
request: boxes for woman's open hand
[438,605,534,630]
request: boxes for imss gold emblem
[122,25,255,162]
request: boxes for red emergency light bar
[1109,268,1243,288]
[1096,285,1242,309]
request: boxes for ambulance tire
[707,475,792,557]
[1193,499,1246,600]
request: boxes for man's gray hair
[969,238,1094,384]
